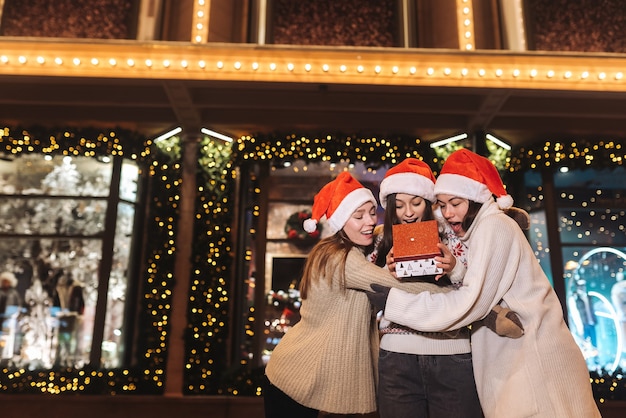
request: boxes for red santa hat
[303,171,377,235]
[434,148,513,209]
[379,158,436,208]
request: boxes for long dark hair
[374,193,435,267]
[461,200,483,232]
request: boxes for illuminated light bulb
[340,65,347,72]
[196,23,203,30]
[495,69,503,77]
[0,55,8,63]
[305,63,312,72]
[409,66,417,74]
[269,63,277,71]
[547,70,555,78]
[195,35,202,42]
[197,11,204,17]
[392,66,399,74]
[36,56,45,64]
[616,72,623,80]
[287,63,294,71]
[145,59,153,67]
[198,60,206,68]
[598,72,606,80]
[530,69,537,78]
[251,62,259,70]
[181,60,188,68]
[55,57,63,65]
[465,43,473,50]
[18,56,27,64]
[109,58,116,66]
[322,64,329,72]
[564,71,572,79]
[464,19,470,26]
[512,69,520,77]
[444,67,451,75]
[374,65,381,73]
[73,58,81,66]
[465,31,471,39]
[478,68,486,77]
[127,59,135,67]
[427,67,434,75]
[357,65,364,73]
[463,7,470,14]
[217,61,224,69]
[234,61,241,70]
[581,71,589,79]
[163,60,171,68]
[461,68,468,76]
[91,58,99,65]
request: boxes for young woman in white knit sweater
[263,171,450,418]
[369,157,483,418]
[370,149,601,418]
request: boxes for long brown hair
[299,230,366,299]
[374,193,435,267]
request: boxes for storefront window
[0,154,140,369]
[525,167,626,373]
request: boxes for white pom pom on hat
[379,158,436,208]
[304,171,377,235]
[433,148,513,209]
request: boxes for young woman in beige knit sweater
[263,171,448,418]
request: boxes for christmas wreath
[285,209,322,245]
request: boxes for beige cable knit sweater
[385,200,601,418]
[265,247,446,414]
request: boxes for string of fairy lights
[1,126,625,401]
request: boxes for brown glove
[483,305,524,338]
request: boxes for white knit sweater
[384,200,601,418]
[265,247,446,414]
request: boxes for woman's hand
[386,247,398,278]
[435,243,456,281]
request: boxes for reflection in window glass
[555,167,626,373]
[0,238,100,369]
[0,154,140,370]
[563,246,626,373]
[0,154,112,196]
[102,201,136,368]
[0,198,107,235]
[120,160,139,202]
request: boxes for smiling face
[436,194,470,237]
[342,201,377,246]
[395,193,429,224]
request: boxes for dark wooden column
[165,133,200,396]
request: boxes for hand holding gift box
[392,220,443,278]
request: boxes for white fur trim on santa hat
[327,187,376,234]
[379,172,435,208]
[435,173,513,209]
[434,173,494,204]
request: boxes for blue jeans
[378,349,483,418]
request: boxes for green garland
[285,209,322,246]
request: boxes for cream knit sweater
[265,247,446,414]
[385,200,601,418]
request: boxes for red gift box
[392,220,443,278]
